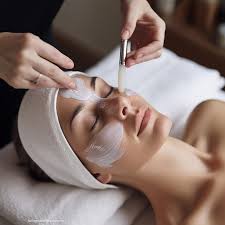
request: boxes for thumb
[121,9,138,40]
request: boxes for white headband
[18,71,117,189]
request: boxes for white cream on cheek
[58,77,136,168]
[85,122,124,167]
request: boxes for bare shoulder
[183,100,225,155]
[189,99,225,117]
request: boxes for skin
[57,74,225,225]
[0,32,75,89]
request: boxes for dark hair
[12,118,54,182]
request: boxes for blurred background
[52,0,225,75]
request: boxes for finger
[155,19,166,42]
[125,42,139,62]
[32,56,75,89]
[34,38,74,70]
[20,80,38,89]
[6,67,38,89]
[9,76,38,89]
[126,39,162,60]
[126,50,162,67]
[126,50,136,58]
[131,41,163,59]
[30,72,64,89]
[16,78,61,90]
[121,7,138,40]
[17,68,62,89]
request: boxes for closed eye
[90,87,113,131]
[90,115,99,131]
[103,87,113,98]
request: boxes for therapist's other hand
[0,32,75,89]
[121,0,165,67]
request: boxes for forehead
[59,73,115,102]
[72,74,92,86]
[69,74,112,91]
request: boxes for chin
[150,114,173,152]
[159,114,173,139]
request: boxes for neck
[122,137,212,225]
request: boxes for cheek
[70,122,91,153]
[154,114,172,145]
[84,122,125,168]
[129,95,150,112]
[112,133,150,172]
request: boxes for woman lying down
[15,71,225,225]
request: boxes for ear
[94,173,112,184]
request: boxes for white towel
[0,48,225,225]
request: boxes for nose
[99,95,131,121]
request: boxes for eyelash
[90,115,99,131]
[103,87,113,98]
[90,87,113,131]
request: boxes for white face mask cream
[124,89,137,97]
[85,122,124,167]
[60,77,136,101]
[58,77,137,167]
[59,78,101,102]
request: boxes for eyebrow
[70,104,84,127]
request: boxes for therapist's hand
[0,32,75,89]
[121,0,166,67]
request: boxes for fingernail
[67,60,74,68]
[65,56,73,66]
[122,29,129,40]
[68,81,75,89]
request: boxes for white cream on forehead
[59,77,136,100]
[58,77,136,168]
[59,78,101,102]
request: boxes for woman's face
[57,74,172,183]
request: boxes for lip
[137,108,152,136]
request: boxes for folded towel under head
[18,71,116,189]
